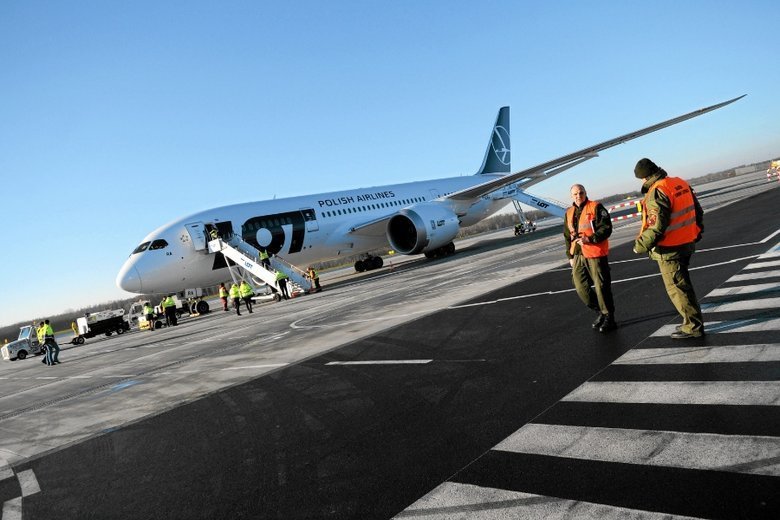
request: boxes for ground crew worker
[275,270,290,300]
[219,283,229,311]
[143,302,155,331]
[162,295,178,326]
[239,280,254,313]
[71,321,78,338]
[209,228,219,240]
[563,184,617,333]
[43,319,60,364]
[229,283,242,315]
[37,322,52,365]
[633,158,705,339]
[307,267,321,293]
[259,249,271,270]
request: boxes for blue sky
[1,0,778,328]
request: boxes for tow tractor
[1,325,46,361]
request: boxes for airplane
[116,95,744,297]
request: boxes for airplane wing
[445,95,745,202]
[347,95,745,237]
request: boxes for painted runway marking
[394,482,701,520]
[615,344,780,364]
[395,238,780,519]
[0,458,12,481]
[708,282,780,297]
[745,259,780,269]
[562,381,780,406]
[462,255,764,308]
[290,309,430,329]
[2,497,22,520]
[494,424,780,476]
[726,269,780,282]
[326,360,433,365]
[701,297,780,312]
[220,364,289,370]
[17,469,40,497]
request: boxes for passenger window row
[321,196,426,218]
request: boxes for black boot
[599,314,617,333]
[592,313,606,330]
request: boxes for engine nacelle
[387,203,460,255]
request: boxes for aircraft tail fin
[476,106,511,175]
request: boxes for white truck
[1,325,46,361]
[74,309,130,342]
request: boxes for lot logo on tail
[492,125,511,166]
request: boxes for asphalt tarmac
[1,172,778,519]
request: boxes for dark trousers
[165,306,178,326]
[572,254,615,315]
[657,253,704,334]
[278,279,290,299]
[233,297,242,315]
[243,296,253,313]
[45,339,60,363]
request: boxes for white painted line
[615,345,780,364]
[17,469,40,496]
[101,375,138,378]
[562,381,780,406]
[707,283,780,298]
[652,318,780,336]
[220,364,289,370]
[0,462,12,481]
[326,360,433,365]
[2,497,21,520]
[34,377,57,380]
[470,256,766,309]
[66,375,92,379]
[494,424,780,476]
[702,297,780,312]
[394,482,700,520]
[759,229,780,244]
[745,259,780,269]
[727,269,780,282]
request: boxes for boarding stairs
[207,235,312,296]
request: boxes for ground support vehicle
[513,221,537,236]
[1,325,45,361]
[128,291,209,330]
[75,309,130,342]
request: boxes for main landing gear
[355,255,384,272]
[424,241,455,259]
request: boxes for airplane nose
[116,263,143,293]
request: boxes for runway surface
[1,171,778,519]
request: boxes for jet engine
[387,203,460,255]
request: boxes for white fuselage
[116,174,507,294]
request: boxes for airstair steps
[207,236,312,296]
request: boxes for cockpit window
[149,239,169,250]
[132,242,151,254]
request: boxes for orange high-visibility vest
[566,200,609,258]
[640,177,700,247]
